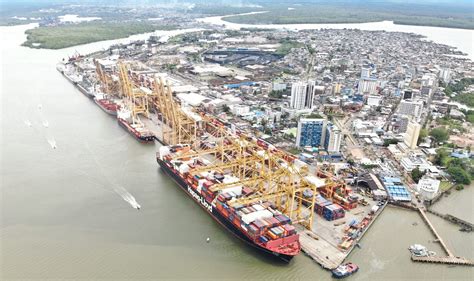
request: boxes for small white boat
[43,120,49,128]
[409,244,435,257]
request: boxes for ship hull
[118,118,154,143]
[77,83,94,98]
[94,98,118,115]
[157,157,294,263]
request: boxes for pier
[411,256,474,266]
[426,209,473,232]
[418,207,453,257]
[415,207,474,266]
[297,225,345,270]
[297,202,388,270]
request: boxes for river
[199,13,474,60]
[1,24,473,280]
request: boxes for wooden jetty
[411,256,474,266]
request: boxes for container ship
[93,91,120,115]
[117,109,154,142]
[156,144,301,262]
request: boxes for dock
[297,225,345,270]
[297,201,388,270]
[426,209,473,232]
[415,207,474,266]
[411,256,474,266]
[418,208,453,257]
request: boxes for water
[1,24,473,280]
[199,14,474,60]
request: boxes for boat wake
[114,186,141,209]
[24,119,32,127]
[47,138,57,149]
[84,141,141,210]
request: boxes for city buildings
[290,81,316,109]
[398,100,424,119]
[439,68,451,83]
[367,95,382,107]
[296,118,326,147]
[325,123,342,153]
[404,121,421,149]
[296,118,341,153]
[358,77,378,95]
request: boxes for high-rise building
[439,68,451,83]
[403,89,413,100]
[361,67,371,78]
[398,100,423,119]
[290,81,316,109]
[296,118,326,147]
[404,121,421,149]
[325,123,342,153]
[394,115,410,133]
[332,83,342,94]
[358,77,378,95]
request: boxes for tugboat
[331,262,359,279]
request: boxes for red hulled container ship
[94,97,120,115]
[156,144,300,262]
[93,90,120,115]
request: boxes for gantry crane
[108,59,351,230]
[94,59,120,96]
[168,123,319,230]
[118,62,149,124]
[150,77,197,145]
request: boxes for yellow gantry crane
[100,59,325,230]
[150,77,197,145]
[94,59,120,96]
[118,62,149,124]
[168,124,319,230]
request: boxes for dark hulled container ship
[156,144,300,262]
[117,109,154,142]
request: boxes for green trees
[418,128,428,145]
[411,167,426,183]
[444,78,474,99]
[434,148,449,166]
[429,128,449,143]
[222,104,230,113]
[269,90,285,99]
[383,139,399,147]
[447,166,471,185]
